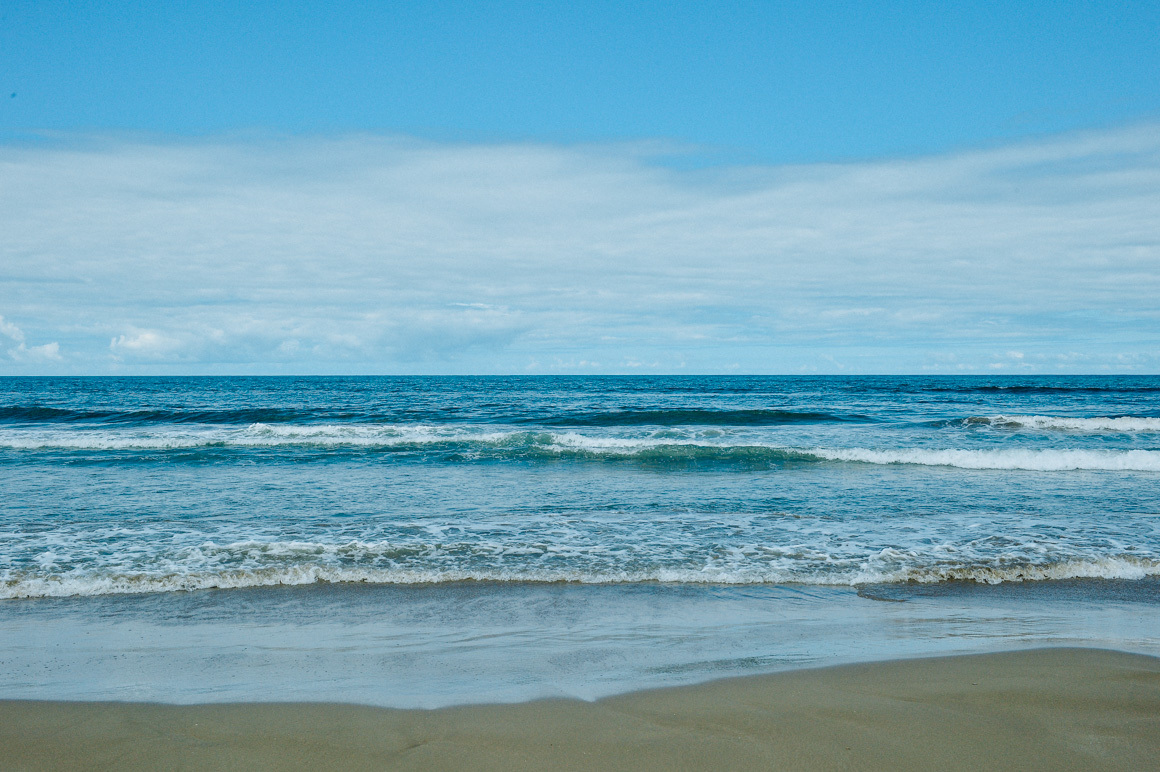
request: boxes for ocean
[2,375,1159,706]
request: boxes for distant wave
[532,409,868,427]
[0,405,870,429]
[0,424,523,451]
[965,415,1160,433]
[0,405,327,425]
[2,425,1159,470]
[4,555,1157,599]
[924,384,1160,395]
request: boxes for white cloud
[0,315,62,363]
[0,316,25,344]
[1,124,1158,373]
[9,341,62,363]
[109,330,186,360]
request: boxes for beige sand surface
[2,647,1158,771]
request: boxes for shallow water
[2,579,1158,707]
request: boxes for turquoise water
[1,376,1158,704]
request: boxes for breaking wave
[532,409,868,426]
[5,554,1158,599]
[966,415,1160,433]
[2,424,1159,471]
[807,447,1160,471]
[3,426,1160,471]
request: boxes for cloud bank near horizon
[2,124,1158,374]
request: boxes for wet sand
[3,648,1158,771]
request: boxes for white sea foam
[851,556,1160,584]
[550,436,1160,471]
[969,415,1160,433]
[2,424,1159,471]
[0,429,219,450]
[0,424,727,452]
[0,423,514,450]
[806,447,1160,471]
[4,556,1158,599]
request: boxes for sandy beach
[3,647,1157,771]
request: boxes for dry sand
[3,647,1158,771]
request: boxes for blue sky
[2,1,1159,373]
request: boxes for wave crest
[966,415,1160,433]
[807,447,1160,471]
[2,425,1159,471]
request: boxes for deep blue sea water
[2,375,1159,705]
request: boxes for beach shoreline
[4,647,1158,771]
[6,578,1159,708]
